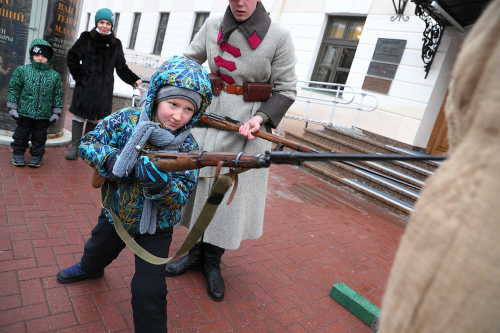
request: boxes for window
[129,13,141,49]
[191,13,209,42]
[311,17,365,89]
[86,13,91,31]
[114,13,120,34]
[153,13,169,54]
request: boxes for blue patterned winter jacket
[78,56,212,236]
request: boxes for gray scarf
[112,106,191,234]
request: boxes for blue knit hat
[95,8,114,27]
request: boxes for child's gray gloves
[49,113,59,126]
[135,156,170,193]
[9,109,19,120]
[106,151,133,185]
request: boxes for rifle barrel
[266,151,447,164]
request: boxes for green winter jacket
[7,39,63,120]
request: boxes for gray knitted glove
[9,109,19,120]
[49,113,59,126]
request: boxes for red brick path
[0,121,406,332]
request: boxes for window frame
[114,13,120,35]
[311,16,365,89]
[86,13,91,31]
[153,12,170,55]
[190,12,209,42]
[129,13,141,50]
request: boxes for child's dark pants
[80,209,173,333]
[11,116,50,156]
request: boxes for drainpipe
[275,0,285,23]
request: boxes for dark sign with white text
[0,0,32,132]
[367,61,398,79]
[372,39,407,64]
[43,0,82,133]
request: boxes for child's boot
[57,263,104,284]
[66,120,84,160]
[12,153,25,167]
[29,155,43,168]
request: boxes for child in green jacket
[8,38,63,168]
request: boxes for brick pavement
[0,120,406,332]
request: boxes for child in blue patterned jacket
[56,56,212,333]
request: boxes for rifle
[198,113,443,190]
[92,148,447,188]
[198,113,321,153]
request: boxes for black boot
[66,120,84,160]
[84,121,97,135]
[165,241,204,277]
[203,243,225,301]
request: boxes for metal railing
[74,52,380,134]
[124,53,161,81]
[277,80,379,135]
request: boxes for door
[426,94,449,155]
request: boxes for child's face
[97,20,112,35]
[33,54,48,63]
[156,98,195,131]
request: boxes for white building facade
[79,0,470,152]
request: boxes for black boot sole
[207,291,224,301]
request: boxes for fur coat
[179,2,297,250]
[379,0,500,331]
[66,28,139,120]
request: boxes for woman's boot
[165,241,204,276]
[203,243,225,301]
[84,121,97,135]
[66,120,84,160]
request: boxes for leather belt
[221,83,244,95]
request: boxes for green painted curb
[330,281,381,330]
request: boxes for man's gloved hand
[49,113,59,126]
[135,156,170,193]
[9,109,19,120]
[106,151,133,185]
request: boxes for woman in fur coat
[65,8,141,160]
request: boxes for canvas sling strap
[100,172,234,265]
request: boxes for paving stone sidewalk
[0,121,406,332]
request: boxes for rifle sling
[100,175,234,265]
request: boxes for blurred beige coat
[379,1,500,332]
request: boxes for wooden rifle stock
[91,150,271,188]
[198,113,320,153]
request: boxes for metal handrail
[277,80,379,135]
[81,53,380,134]
[124,53,160,80]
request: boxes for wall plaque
[362,76,392,94]
[373,38,407,64]
[367,61,398,79]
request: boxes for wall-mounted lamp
[391,0,410,21]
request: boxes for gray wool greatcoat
[178,3,297,250]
